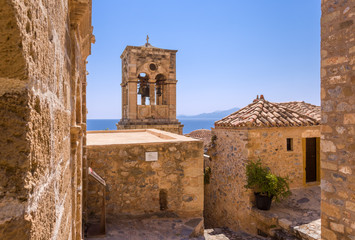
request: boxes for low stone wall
[117,123,183,135]
[87,136,204,220]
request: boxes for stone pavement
[251,185,321,239]
[205,228,267,240]
[87,218,267,240]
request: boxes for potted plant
[244,159,291,210]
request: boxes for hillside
[178,107,239,119]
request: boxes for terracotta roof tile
[215,98,320,128]
[185,129,211,148]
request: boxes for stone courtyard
[88,218,268,240]
[250,186,321,239]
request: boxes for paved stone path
[251,185,321,239]
[87,218,267,240]
[205,228,267,240]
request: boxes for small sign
[145,152,158,161]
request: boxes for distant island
[178,107,239,120]
[87,107,240,134]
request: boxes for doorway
[304,137,320,183]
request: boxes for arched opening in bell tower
[137,72,150,105]
[155,74,166,105]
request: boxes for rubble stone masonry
[87,131,204,221]
[205,126,320,234]
[0,0,92,239]
[321,0,355,239]
[204,129,253,232]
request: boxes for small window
[287,138,293,151]
[149,63,157,71]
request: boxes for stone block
[344,114,355,124]
[322,227,338,240]
[322,202,341,219]
[346,201,355,213]
[330,222,345,233]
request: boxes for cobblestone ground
[252,185,320,239]
[205,228,267,240]
[87,218,266,240]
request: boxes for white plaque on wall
[145,152,158,161]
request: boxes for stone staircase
[253,212,321,240]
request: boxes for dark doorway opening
[159,189,168,211]
[306,138,317,183]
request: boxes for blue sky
[87,0,321,119]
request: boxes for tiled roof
[185,129,211,148]
[278,102,321,122]
[215,96,321,128]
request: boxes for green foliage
[204,167,211,184]
[211,135,217,145]
[244,159,291,202]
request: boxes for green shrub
[244,159,291,202]
[204,167,211,184]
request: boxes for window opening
[287,138,293,151]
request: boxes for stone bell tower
[117,37,183,134]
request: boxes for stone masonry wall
[0,0,92,239]
[87,140,204,220]
[204,128,254,233]
[248,126,320,188]
[205,126,320,234]
[321,0,355,239]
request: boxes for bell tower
[117,38,183,134]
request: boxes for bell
[143,85,150,97]
[156,87,162,96]
[138,85,143,95]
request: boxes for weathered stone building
[205,96,321,233]
[86,129,204,227]
[117,39,183,134]
[0,0,93,239]
[321,1,355,239]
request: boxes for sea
[87,118,217,134]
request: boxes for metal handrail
[88,167,106,237]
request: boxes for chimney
[253,95,259,102]
[260,94,264,100]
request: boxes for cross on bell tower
[117,39,183,134]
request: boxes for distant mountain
[178,107,239,119]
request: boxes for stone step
[267,218,320,240]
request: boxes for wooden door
[306,138,317,182]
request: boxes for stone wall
[117,123,183,134]
[87,138,204,220]
[248,126,320,188]
[0,0,92,239]
[205,126,320,233]
[321,0,355,239]
[204,128,254,233]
